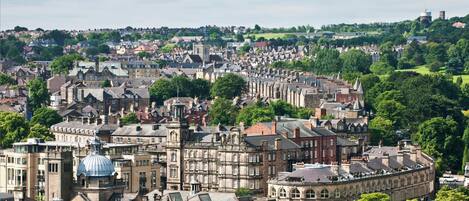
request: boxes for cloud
[1,0,468,30]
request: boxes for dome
[77,154,115,177]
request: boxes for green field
[244,33,289,40]
[396,65,469,85]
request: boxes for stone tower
[166,98,189,190]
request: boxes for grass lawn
[395,65,469,85]
[244,33,289,40]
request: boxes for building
[0,137,160,201]
[267,141,435,201]
[125,61,161,78]
[165,101,305,195]
[68,61,128,82]
[439,11,446,20]
[72,136,125,201]
[419,10,432,26]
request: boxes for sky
[1,0,469,31]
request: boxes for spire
[353,78,360,90]
[356,82,363,94]
[353,100,361,110]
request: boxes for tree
[236,104,274,126]
[50,54,83,74]
[462,127,469,171]
[208,98,239,125]
[86,47,99,56]
[101,79,111,87]
[369,116,396,146]
[370,61,394,75]
[357,192,390,201]
[314,48,342,74]
[172,76,193,97]
[137,51,151,59]
[376,100,407,128]
[191,79,211,99]
[13,26,28,32]
[98,44,110,54]
[379,42,398,67]
[210,73,247,99]
[436,186,469,201]
[417,117,461,174]
[254,24,261,32]
[28,124,54,141]
[149,79,175,105]
[27,78,50,112]
[30,107,62,127]
[120,112,139,125]
[447,39,469,74]
[340,49,372,73]
[0,112,29,148]
[235,187,253,197]
[0,73,17,85]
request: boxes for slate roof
[112,124,167,137]
[244,134,301,150]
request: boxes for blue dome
[77,154,115,177]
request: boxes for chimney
[87,117,91,125]
[341,162,351,174]
[310,117,320,128]
[397,152,404,165]
[294,127,300,139]
[81,117,86,124]
[382,153,389,167]
[271,120,277,134]
[261,140,268,150]
[274,138,281,150]
[281,131,289,139]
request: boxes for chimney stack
[294,127,300,139]
[271,120,277,134]
[382,153,389,167]
[274,138,281,150]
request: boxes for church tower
[166,99,189,190]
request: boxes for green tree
[340,49,372,73]
[462,127,469,171]
[447,39,469,74]
[120,112,139,125]
[376,100,407,128]
[436,186,469,201]
[172,76,193,97]
[208,98,238,125]
[28,124,54,141]
[417,117,461,174]
[30,107,62,127]
[357,192,390,201]
[137,51,151,59]
[149,79,175,105]
[191,79,211,99]
[314,48,342,74]
[27,78,50,112]
[210,73,247,99]
[235,187,253,197]
[0,73,17,85]
[369,116,396,146]
[101,79,111,87]
[97,44,110,54]
[0,112,29,148]
[370,61,394,75]
[86,47,99,56]
[236,104,274,126]
[50,54,83,74]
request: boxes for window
[170,167,178,178]
[151,171,157,188]
[123,173,130,189]
[306,189,315,198]
[330,139,334,146]
[320,189,329,199]
[335,189,340,198]
[171,152,177,162]
[279,188,286,198]
[291,188,300,199]
[270,187,276,197]
[48,163,58,173]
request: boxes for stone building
[165,100,305,195]
[124,60,161,78]
[267,141,435,201]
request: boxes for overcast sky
[1,0,469,30]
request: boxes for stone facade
[267,142,435,201]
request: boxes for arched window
[320,189,329,199]
[291,188,300,199]
[306,189,315,198]
[270,187,277,197]
[279,188,286,198]
[334,189,340,198]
